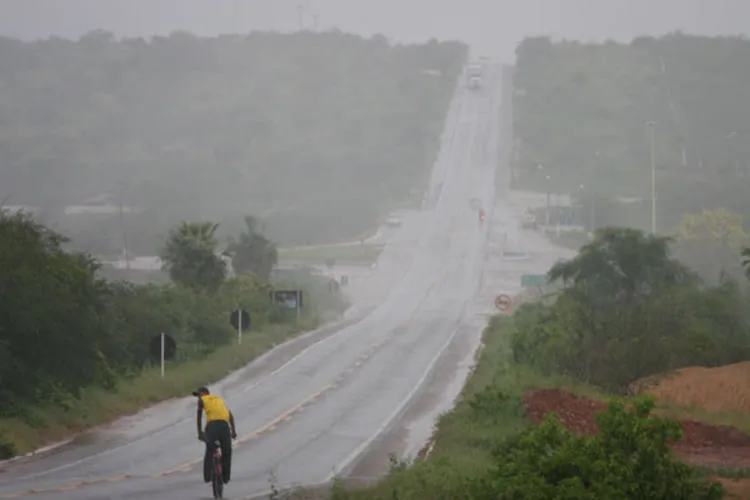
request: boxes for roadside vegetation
[512,34,750,234]
[289,227,750,499]
[0,210,345,458]
[0,32,466,253]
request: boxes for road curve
[0,62,503,499]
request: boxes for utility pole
[545,175,551,227]
[311,12,320,31]
[117,182,130,269]
[590,151,600,232]
[647,121,657,234]
[296,4,305,31]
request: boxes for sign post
[494,294,512,313]
[271,290,304,322]
[230,309,251,344]
[160,332,165,379]
[149,333,176,378]
[238,309,242,344]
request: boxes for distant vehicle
[385,217,402,228]
[478,208,486,226]
[466,63,483,89]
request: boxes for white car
[466,63,483,90]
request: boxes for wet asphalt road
[0,62,504,499]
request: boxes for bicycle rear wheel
[211,442,224,499]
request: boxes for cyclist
[192,387,238,484]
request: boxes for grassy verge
[278,244,384,265]
[318,315,606,499]
[0,320,318,457]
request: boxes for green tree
[226,216,278,280]
[0,211,110,414]
[160,221,226,293]
[548,227,696,301]
[514,227,750,391]
[476,397,723,499]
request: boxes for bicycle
[209,439,224,499]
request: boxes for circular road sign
[230,309,251,332]
[494,294,512,312]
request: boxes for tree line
[0,209,342,457]
[512,33,750,233]
[0,31,467,254]
[512,226,750,393]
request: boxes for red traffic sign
[494,294,512,312]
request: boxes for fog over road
[0,62,504,499]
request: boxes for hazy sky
[0,0,748,59]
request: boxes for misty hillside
[3,0,749,59]
[0,31,466,253]
[512,33,750,231]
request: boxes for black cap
[191,386,209,397]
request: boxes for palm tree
[226,216,278,280]
[160,221,226,292]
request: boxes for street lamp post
[590,151,599,232]
[545,174,551,226]
[647,121,657,234]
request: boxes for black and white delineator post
[160,332,165,379]
[237,308,243,345]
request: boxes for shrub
[474,397,724,499]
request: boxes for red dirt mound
[522,389,750,469]
[639,362,750,415]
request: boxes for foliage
[512,34,750,232]
[0,432,13,459]
[0,211,111,415]
[548,227,697,297]
[512,227,750,391]
[743,247,750,280]
[474,397,723,499]
[673,208,749,283]
[226,216,277,280]
[0,32,467,252]
[0,210,343,437]
[159,221,226,293]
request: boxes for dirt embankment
[523,389,750,469]
[523,361,750,500]
[637,363,750,415]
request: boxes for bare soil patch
[637,362,750,415]
[523,388,750,469]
